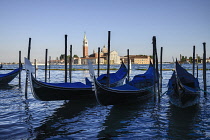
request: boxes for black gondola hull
[168,84,200,108]
[31,75,94,101]
[0,68,21,85]
[25,57,128,101]
[94,78,154,106]
[167,61,200,108]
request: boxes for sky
[0,0,210,63]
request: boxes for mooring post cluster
[21,33,208,101]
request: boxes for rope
[199,89,210,94]
[144,86,156,95]
[144,86,168,98]
[160,90,168,98]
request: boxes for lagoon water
[0,64,210,139]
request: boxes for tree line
[59,54,79,60]
[180,55,202,63]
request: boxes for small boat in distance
[0,65,22,85]
[24,58,128,101]
[89,62,155,106]
[167,60,200,108]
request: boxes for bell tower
[83,32,88,58]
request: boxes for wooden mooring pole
[34,59,37,79]
[107,31,111,87]
[45,49,48,82]
[193,45,195,77]
[160,47,163,92]
[152,36,156,94]
[98,47,100,77]
[155,44,160,98]
[65,35,68,83]
[203,42,207,95]
[127,49,130,82]
[27,38,31,60]
[196,54,198,78]
[19,51,21,87]
[69,45,72,83]
[49,56,51,80]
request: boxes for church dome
[101,45,108,53]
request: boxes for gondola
[0,65,22,85]
[167,60,200,108]
[90,63,155,106]
[0,64,2,69]
[24,58,128,101]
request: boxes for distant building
[110,50,121,64]
[80,57,97,65]
[74,33,121,65]
[101,45,108,53]
[121,55,152,64]
[206,57,210,63]
[58,33,152,65]
[201,57,210,63]
[73,57,81,65]
[83,32,88,58]
[131,55,151,64]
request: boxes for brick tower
[83,32,88,58]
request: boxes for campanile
[83,32,88,58]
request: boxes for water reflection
[34,99,97,139]
[97,99,155,139]
[167,104,202,139]
[23,99,34,139]
[0,84,19,90]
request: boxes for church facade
[74,33,121,65]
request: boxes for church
[73,33,121,65]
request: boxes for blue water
[0,64,210,139]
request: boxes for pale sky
[0,0,209,63]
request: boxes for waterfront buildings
[74,33,121,65]
[121,55,151,64]
[56,33,152,65]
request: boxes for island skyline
[0,0,209,63]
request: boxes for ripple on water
[0,64,210,139]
